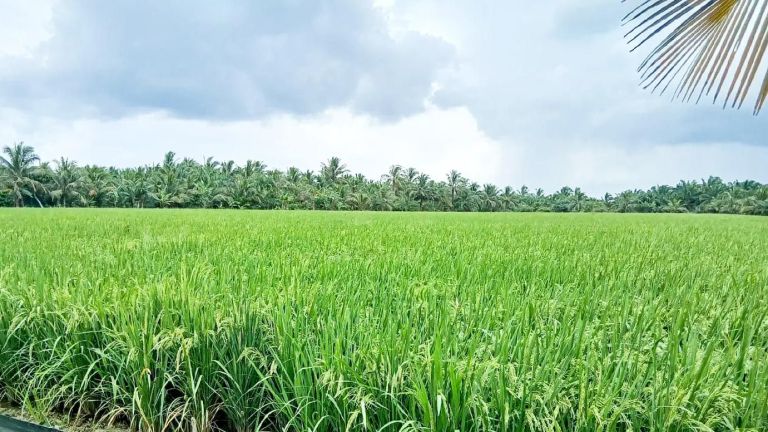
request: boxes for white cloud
[0,0,452,120]
[389,0,765,146]
[0,0,55,58]
[500,140,768,195]
[0,0,766,196]
[2,106,504,186]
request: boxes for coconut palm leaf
[624,0,768,114]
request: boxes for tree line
[2,143,767,215]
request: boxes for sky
[0,0,765,196]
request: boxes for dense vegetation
[1,210,767,431]
[2,143,767,214]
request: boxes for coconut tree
[662,198,689,213]
[228,176,260,209]
[676,180,703,211]
[625,0,768,114]
[412,174,435,210]
[119,168,151,208]
[0,143,46,207]
[285,167,302,184]
[383,165,404,196]
[220,160,236,176]
[150,158,189,208]
[742,196,768,215]
[242,160,267,178]
[404,167,419,183]
[446,170,465,207]
[81,166,114,206]
[321,157,347,185]
[572,187,587,212]
[371,186,395,211]
[50,158,85,207]
[346,191,372,210]
[482,184,500,211]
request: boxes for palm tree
[615,190,640,213]
[351,173,368,187]
[4,144,768,214]
[242,160,267,178]
[203,156,219,171]
[742,196,768,215]
[0,143,46,207]
[662,198,688,213]
[150,156,189,208]
[572,188,586,212]
[676,180,702,211]
[446,170,464,206]
[120,168,151,208]
[220,160,236,176]
[383,165,404,195]
[625,0,768,114]
[481,184,500,211]
[500,186,518,211]
[82,166,113,206]
[346,192,371,210]
[709,191,741,213]
[371,186,394,211]
[50,158,85,207]
[228,176,258,209]
[413,174,434,210]
[161,151,177,172]
[404,167,419,183]
[321,157,347,185]
[456,187,482,212]
[285,167,302,184]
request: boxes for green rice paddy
[1,210,767,431]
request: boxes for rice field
[1,209,767,432]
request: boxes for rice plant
[1,209,767,431]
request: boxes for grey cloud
[2,0,764,150]
[0,0,453,120]
[409,0,767,147]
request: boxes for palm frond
[624,0,768,114]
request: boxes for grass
[0,209,767,431]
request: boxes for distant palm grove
[2,143,767,215]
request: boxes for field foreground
[1,210,767,431]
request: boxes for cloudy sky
[0,0,765,195]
